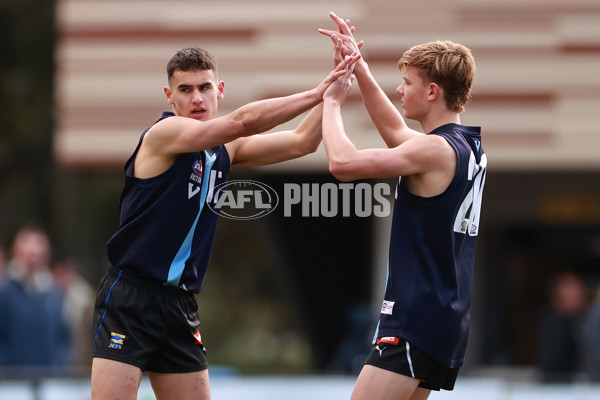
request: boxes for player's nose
[192,89,203,104]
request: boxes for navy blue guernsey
[374,123,486,368]
[106,111,230,293]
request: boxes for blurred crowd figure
[51,254,95,366]
[538,270,600,383]
[0,247,6,280]
[582,283,600,382]
[0,225,94,371]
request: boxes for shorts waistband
[108,266,194,297]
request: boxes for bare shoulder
[426,135,457,173]
[427,133,456,157]
[133,117,190,178]
[401,133,455,162]
[401,135,457,197]
[145,115,192,139]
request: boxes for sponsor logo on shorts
[375,344,387,356]
[109,332,126,350]
[381,300,395,315]
[193,331,203,345]
[377,336,400,345]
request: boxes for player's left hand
[318,11,364,64]
[323,53,358,104]
[316,51,361,100]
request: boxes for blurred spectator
[0,246,6,280]
[0,226,70,368]
[51,255,95,366]
[538,271,588,383]
[582,283,600,382]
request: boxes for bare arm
[354,59,422,147]
[135,59,351,178]
[319,12,422,148]
[322,59,455,197]
[135,90,321,178]
[224,54,360,166]
[226,103,323,166]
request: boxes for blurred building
[53,0,600,372]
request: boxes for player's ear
[164,86,174,104]
[217,81,225,100]
[428,82,440,102]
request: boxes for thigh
[148,369,210,400]
[351,365,422,400]
[410,387,431,400]
[91,357,143,400]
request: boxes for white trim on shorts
[406,341,416,378]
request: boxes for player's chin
[189,112,207,121]
[402,107,416,120]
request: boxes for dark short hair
[167,47,218,83]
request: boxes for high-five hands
[317,51,361,99]
[323,54,360,105]
[318,11,364,65]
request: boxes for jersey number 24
[454,152,487,236]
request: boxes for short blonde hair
[399,41,475,113]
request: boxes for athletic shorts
[365,337,460,391]
[92,266,208,373]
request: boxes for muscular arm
[223,53,360,167]
[134,57,356,178]
[353,61,422,147]
[322,64,455,197]
[136,89,323,178]
[319,12,421,148]
[226,103,323,166]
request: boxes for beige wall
[55,0,600,172]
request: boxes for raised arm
[322,57,455,197]
[225,54,360,166]
[135,58,351,178]
[319,12,422,148]
[149,87,327,158]
[226,103,323,166]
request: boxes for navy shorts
[365,337,460,391]
[92,267,208,373]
